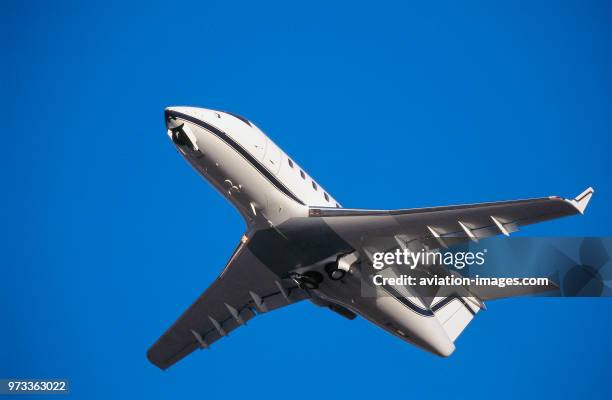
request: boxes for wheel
[303,271,323,283]
[330,269,345,280]
[293,271,323,289]
[325,263,345,280]
[298,275,319,290]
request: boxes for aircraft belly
[315,275,455,357]
[372,296,455,356]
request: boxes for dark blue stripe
[382,285,476,317]
[431,295,476,316]
[382,284,435,317]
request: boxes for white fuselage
[165,106,339,227]
[165,106,458,357]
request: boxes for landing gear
[292,252,360,288]
[326,251,360,280]
[325,263,346,280]
[293,271,323,290]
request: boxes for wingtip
[146,347,168,370]
[568,186,594,214]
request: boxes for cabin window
[335,203,340,208]
[324,192,329,201]
[300,170,305,179]
[288,159,294,168]
[312,181,318,191]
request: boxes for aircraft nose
[165,107,182,130]
[164,107,200,151]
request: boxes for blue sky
[2,1,612,399]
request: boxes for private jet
[147,106,593,369]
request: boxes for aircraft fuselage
[164,106,461,357]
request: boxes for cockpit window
[224,111,252,127]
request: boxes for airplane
[147,106,594,369]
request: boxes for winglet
[567,187,594,214]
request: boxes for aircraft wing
[309,187,594,255]
[303,188,591,343]
[147,237,310,370]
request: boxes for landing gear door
[264,138,281,174]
